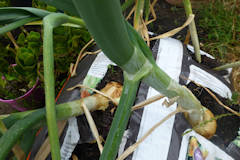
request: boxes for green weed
[197,0,240,60]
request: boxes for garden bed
[1,0,239,160]
[31,36,237,160]
[51,47,238,160]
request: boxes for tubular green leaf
[0,17,39,35]
[0,94,116,159]
[43,13,71,160]
[0,103,67,159]
[125,21,155,64]
[214,61,240,70]
[43,23,61,160]
[100,76,140,160]
[0,7,52,34]
[134,0,145,31]
[0,8,32,24]
[183,0,201,63]
[43,13,87,160]
[0,109,45,160]
[2,110,35,128]
[0,7,51,18]
[121,0,135,12]
[41,0,79,16]
[72,0,134,67]
[0,7,51,26]
[144,0,150,22]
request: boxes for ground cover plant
[0,31,41,100]
[196,0,240,102]
[197,0,240,60]
[0,0,239,160]
[0,1,91,101]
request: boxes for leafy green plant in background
[53,26,90,91]
[15,31,40,79]
[52,26,91,92]
[0,0,220,160]
[0,31,40,99]
[196,0,240,72]
[0,7,91,99]
[0,7,87,159]
[32,0,57,12]
[197,0,240,60]
[53,26,90,74]
[227,91,240,105]
[0,37,15,98]
[0,0,10,7]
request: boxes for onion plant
[72,1,211,159]
[183,0,201,63]
[0,81,122,159]
[0,1,216,160]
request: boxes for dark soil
[189,53,228,76]
[148,1,188,40]
[196,55,221,68]
[147,0,209,45]
[0,80,30,100]
[96,66,124,88]
[72,65,124,159]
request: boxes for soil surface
[148,0,209,43]
[0,79,32,114]
[148,0,188,40]
[0,80,30,100]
